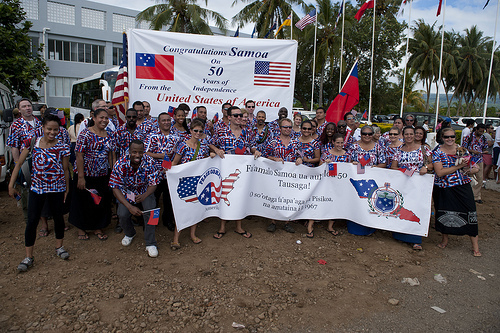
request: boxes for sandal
[327,229,339,236]
[437,243,447,249]
[38,229,49,237]
[234,230,252,238]
[191,237,202,244]
[412,244,423,251]
[95,232,108,241]
[306,231,314,238]
[64,225,70,231]
[78,233,89,241]
[213,231,226,239]
[170,242,181,250]
[473,250,482,257]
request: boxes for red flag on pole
[436,0,443,16]
[355,0,375,21]
[326,60,359,124]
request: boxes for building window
[48,76,78,97]
[20,0,39,20]
[113,13,135,33]
[82,7,106,30]
[48,39,105,64]
[47,1,75,25]
[113,47,123,66]
[30,37,40,57]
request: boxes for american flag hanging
[112,32,129,126]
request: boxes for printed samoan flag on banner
[254,61,291,87]
[350,179,378,198]
[136,53,174,80]
[147,208,160,225]
[328,163,337,176]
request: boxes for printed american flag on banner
[254,61,291,88]
[221,169,240,205]
[112,32,129,126]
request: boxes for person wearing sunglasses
[114,108,147,159]
[463,123,489,204]
[297,120,320,167]
[384,126,403,168]
[348,125,386,168]
[336,120,355,151]
[344,112,356,139]
[380,116,404,148]
[432,127,481,257]
[213,102,232,134]
[244,99,257,126]
[213,106,258,240]
[265,118,303,234]
[170,119,214,250]
[390,126,433,250]
[268,107,289,137]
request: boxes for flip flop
[170,242,181,250]
[473,250,482,257]
[327,229,339,236]
[306,231,314,238]
[78,233,89,240]
[213,232,226,239]
[437,243,447,249]
[412,244,423,251]
[95,232,108,241]
[234,230,252,238]
[38,229,49,237]
[191,237,202,244]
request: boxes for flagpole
[400,0,412,117]
[434,0,446,132]
[483,0,500,121]
[310,5,318,111]
[291,11,293,40]
[368,0,376,124]
[339,0,346,93]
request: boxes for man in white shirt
[78,99,116,136]
[460,119,475,145]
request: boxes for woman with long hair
[170,108,190,141]
[69,113,84,166]
[385,126,403,168]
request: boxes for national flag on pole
[191,107,198,119]
[136,53,174,80]
[397,0,408,17]
[359,153,371,167]
[275,13,292,36]
[254,61,291,87]
[213,112,219,123]
[233,26,239,37]
[251,26,256,38]
[112,32,129,126]
[87,188,102,205]
[436,0,443,16]
[145,208,160,226]
[295,8,316,30]
[484,0,491,9]
[264,22,277,38]
[326,60,359,124]
[162,154,172,170]
[328,163,338,176]
[355,0,375,21]
[168,106,175,117]
[334,1,344,30]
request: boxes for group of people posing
[7,98,485,272]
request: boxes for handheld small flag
[57,109,66,126]
[191,107,198,120]
[87,188,102,205]
[168,106,175,117]
[398,166,415,177]
[126,190,136,202]
[213,112,219,123]
[328,163,338,176]
[362,110,367,119]
[144,208,160,226]
[359,153,371,167]
[162,154,172,170]
[357,163,365,174]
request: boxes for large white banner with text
[166,156,435,236]
[128,29,297,119]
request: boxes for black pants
[26,191,65,247]
[155,179,175,226]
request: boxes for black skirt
[433,183,478,237]
[68,172,112,230]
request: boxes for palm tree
[231,0,305,39]
[408,19,441,112]
[137,0,227,35]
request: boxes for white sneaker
[121,235,135,246]
[146,245,158,258]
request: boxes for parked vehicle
[0,82,15,183]
[451,116,500,130]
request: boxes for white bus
[70,66,118,124]
[0,82,15,183]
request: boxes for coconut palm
[137,0,227,35]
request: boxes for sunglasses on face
[232,113,243,118]
[247,105,255,108]
[389,133,399,136]
[361,132,374,136]
[192,129,203,133]
[301,127,312,130]
[338,125,347,128]
[346,117,354,121]
[281,126,292,129]
[443,135,456,139]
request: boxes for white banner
[166,156,435,236]
[128,29,298,119]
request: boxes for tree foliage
[0,0,49,100]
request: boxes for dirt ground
[0,182,499,333]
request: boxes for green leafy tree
[0,0,49,100]
[137,0,227,34]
